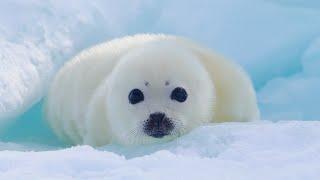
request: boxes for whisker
[119,124,145,145]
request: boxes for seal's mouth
[143,112,174,138]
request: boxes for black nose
[143,112,174,138]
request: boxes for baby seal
[45,34,260,146]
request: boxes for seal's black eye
[129,89,144,104]
[171,87,188,103]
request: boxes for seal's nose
[143,112,174,138]
[149,112,166,123]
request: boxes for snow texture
[0,121,320,179]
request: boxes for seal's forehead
[119,41,201,73]
[112,40,209,87]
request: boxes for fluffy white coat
[45,34,259,146]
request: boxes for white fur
[45,34,260,146]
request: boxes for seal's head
[107,41,215,145]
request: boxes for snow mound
[0,121,319,179]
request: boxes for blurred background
[0,0,320,144]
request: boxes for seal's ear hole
[129,89,144,104]
[171,87,188,103]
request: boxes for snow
[0,121,320,179]
[0,0,320,179]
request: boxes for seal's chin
[143,112,175,138]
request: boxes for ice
[259,37,320,120]
[0,121,320,179]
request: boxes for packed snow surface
[0,121,320,179]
